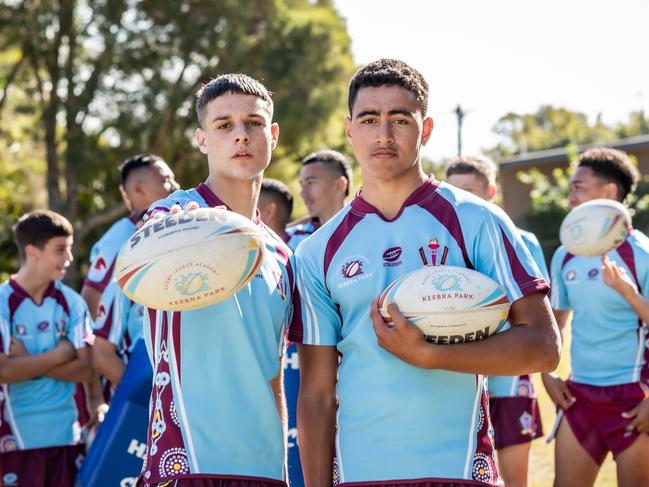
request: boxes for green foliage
[0,0,354,285]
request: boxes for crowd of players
[0,58,647,487]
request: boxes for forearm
[298,393,337,487]
[624,291,649,325]
[415,323,560,375]
[0,351,63,383]
[81,285,102,321]
[93,351,126,386]
[44,357,94,382]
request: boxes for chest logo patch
[37,321,49,332]
[337,256,372,288]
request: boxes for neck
[204,174,261,221]
[359,166,427,219]
[318,204,344,226]
[13,267,51,303]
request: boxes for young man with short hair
[545,147,649,487]
[286,150,352,251]
[259,178,294,242]
[0,210,94,484]
[447,155,548,487]
[293,59,560,487]
[81,153,178,320]
[137,73,295,486]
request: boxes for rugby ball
[115,207,265,311]
[559,198,631,257]
[378,265,510,344]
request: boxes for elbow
[536,331,562,373]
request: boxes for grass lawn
[528,325,617,487]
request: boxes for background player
[0,210,93,484]
[446,155,548,487]
[137,74,295,486]
[258,177,294,242]
[81,153,178,319]
[544,147,649,487]
[292,58,560,487]
[286,149,352,251]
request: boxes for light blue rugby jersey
[285,218,319,252]
[0,279,91,451]
[488,228,549,398]
[140,183,294,485]
[85,215,137,293]
[551,229,649,386]
[291,177,548,486]
[94,279,144,355]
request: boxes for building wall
[500,145,649,224]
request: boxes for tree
[0,0,354,284]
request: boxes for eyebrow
[355,108,415,119]
[210,113,267,123]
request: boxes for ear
[270,123,280,150]
[421,116,434,146]
[486,183,497,201]
[345,116,352,142]
[604,181,620,201]
[119,185,133,212]
[337,176,348,195]
[24,244,40,263]
[195,127,208,155]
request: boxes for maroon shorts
[339,481,497,487]
[563,380,648,465]
[137,477,288,487]
[0,443,85,486]
[489,396,543,449]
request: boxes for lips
[371,149,398,158]
[233,150,253,158]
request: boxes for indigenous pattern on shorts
[551,230,649,386]
[291,177,548,485]
[140,184,294,484]
[85,215,137,293]
[0,279,92,450]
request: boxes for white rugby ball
[116,207,265,311]
[559,198,631,257]
[378,265,510,344]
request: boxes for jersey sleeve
[521,231,550,282]
[84,240,116,292]
[67,293,94,349]
[125,296,145,352]
[549,247,571,310]
[471,206,549,305]
[0,316,9,355]
[291,243,342,346]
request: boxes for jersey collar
[195,183,262,225]
[350,175,440,221]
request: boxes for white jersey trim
[463,375,484,479]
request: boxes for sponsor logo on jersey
[566,270,577,282]
[15,325,27,336]
[37,321,49,332]
[94,257,107,270]
[382,246,403,267]
[588,268,599,280]
[418,237,448,266]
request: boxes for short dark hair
[446,155,498,187]
[578,147,639,201]
[260,178,294,218]
[196,74,273,126]
[119,153,165,186]
[348,58,428,116]
[302,150,353,197]
[13,210,74,261]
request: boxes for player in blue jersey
[91,279,144,387]
[292,59,560,487]
[81,153,179,319]
[259,178,294,243]
[137,74,295,487]
[543,147,649,487]
[286,150,352,251]
[446,155,549,487]
[0,210,94,484]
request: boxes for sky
[333,0,649,161]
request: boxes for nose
[375,119,394,145]
[234,123,250,144]
[66,248,74,263]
